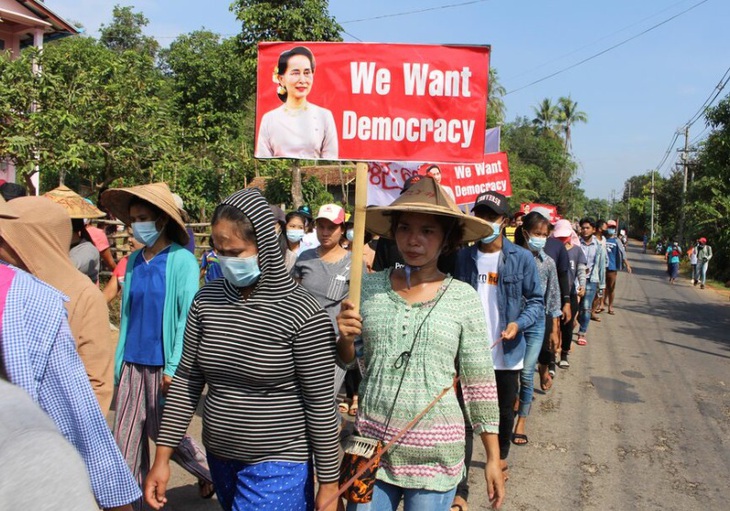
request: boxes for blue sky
[45,0,729,199]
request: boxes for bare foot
[451,495,468,511]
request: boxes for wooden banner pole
[348,162,369,313]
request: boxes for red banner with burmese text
[255,42,489,162]
[367,153,511,207]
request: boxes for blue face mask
[286,229,305,243]
[606,228,616,236]
[132,221,162,247]
[480,221,503,245]
[527,235,547,252]
[346,229,355,242]
[218,254,261,288]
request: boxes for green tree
[682,95,730,281]
[532,98,558,133]
[556,95,588,153]
[99,4,159,58]
[231,0,343,101]
[503,117,580,215]
[487,68,506,128]
[230,0,343,206]
[0,35,176,194]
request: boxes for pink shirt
[86,226,110,252]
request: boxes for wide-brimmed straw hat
[44,185,105,219]
[0,196,18,219]
[366,177,493,242]
[100,182,189,245]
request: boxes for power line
[505,0,694,81]
[684,66,730,128]
[654,64,730,173]
[690,125,711,144]
[341,0,491,24]
[342,29,363,42]
[505,0,710,95]
[655,131,680,173]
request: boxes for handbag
[338,436,383,503]
[337,278,453,504]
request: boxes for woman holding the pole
[337,177,504,510]
[144,188,341,511]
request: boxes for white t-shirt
[476,250,522,370]
[301,230,320,253]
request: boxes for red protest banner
[255,42,489,162]
[366,153,511,207]
[521,203,559,222]
[436,152,511,206]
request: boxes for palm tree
[557,96,588,152]
[487,68,507,127]
[532,98,558,133]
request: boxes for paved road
[120,244,730,510]
[463,244,730,510]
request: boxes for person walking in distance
[576,218,606,346]
[590,219,607,319]
[695,237,713,289]
[453,191,543,509]
[603,220,632,315]
[665,241,682,284]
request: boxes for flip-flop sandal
[511,433,529,446]
[590,315,602,322]
[450,505,465,511]
[576,335,587,346]
[338,402,350,413]
[198,480,215,499]
[608,310,616,315]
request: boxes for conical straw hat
[44,185,105,219]
[366,176,493,243]
[100,182,189,246]
[0,196,18,219]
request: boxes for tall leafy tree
[229,0,343,206]
[231,0,342,101]
[532,98,558,133]
[0,35,175,194]
[682,95,730,281]
[99,5,159,58]
[557,95,588,152]
[487,68,506,128]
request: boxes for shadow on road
[622,247,730,355]
[590,376,644,403]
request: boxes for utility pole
[627,181,632,235]
[650,169,655,240]
[677,126,689,245]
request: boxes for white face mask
[218,254,261,288]
[132,221,161,247]
[481,221,502,244]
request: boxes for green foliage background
[1,1,631,238]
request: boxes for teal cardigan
[114,243,200,383]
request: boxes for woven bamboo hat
[0,196,18,219]
[100,182,189,245]
[44,185,105,219]
[366,176,493,242]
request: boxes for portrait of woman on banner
[256,46,339,160]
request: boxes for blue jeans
[347,480,457,511]
[519,318,546,417]
[578,282,598,335]
[695,261,709,285]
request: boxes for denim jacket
[454,237,545,368]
